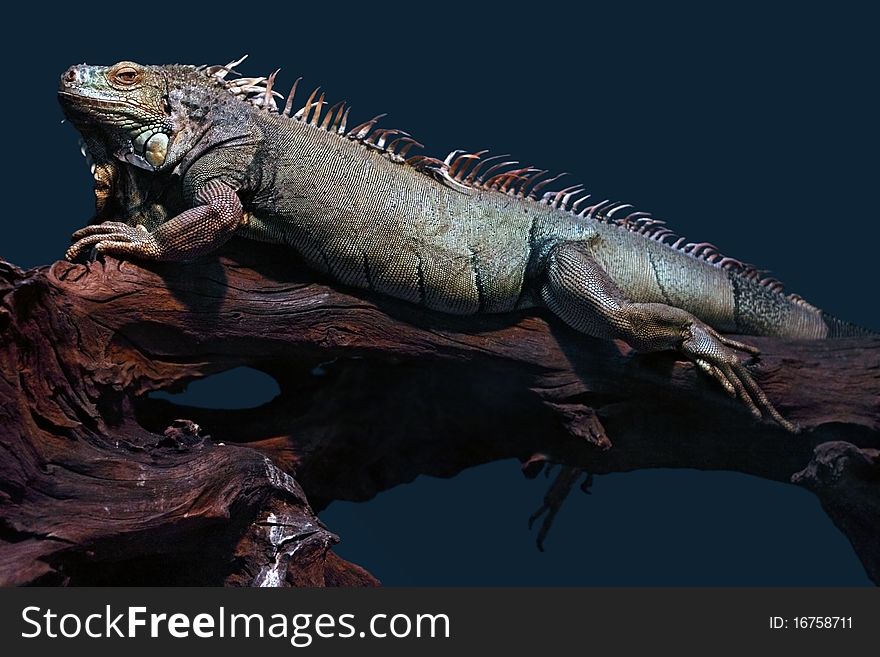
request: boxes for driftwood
[0,240,877,586]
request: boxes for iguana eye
[113,66,139,85]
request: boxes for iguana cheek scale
[57,56,874,434]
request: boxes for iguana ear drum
[144,133,169,167]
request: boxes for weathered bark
[1,240,877,585]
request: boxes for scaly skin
[57,58,873,433]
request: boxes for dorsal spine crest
[200,56,794,297]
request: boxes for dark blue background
[3,3,874,585]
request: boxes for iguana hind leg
[540,241,798,433]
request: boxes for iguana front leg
[66,179,243,262]
[540,241,798,433]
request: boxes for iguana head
[60,61,172,171]
[58,60,227,173]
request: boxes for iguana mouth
[57,90,139,121]
[60,92,170,171]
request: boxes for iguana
[58,57,872,434]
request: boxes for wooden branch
[1,240,877,585]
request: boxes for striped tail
[723,275,874,339]
[822,312,877,338]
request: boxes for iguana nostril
[63,68,78,84]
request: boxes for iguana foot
[528,465,592,552]
[682,321,799,433]
[541,241,799,434]
[67,221,160,261]
[66,180,243,263]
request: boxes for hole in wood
[147,366,280,409]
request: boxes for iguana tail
[822,312,876,338]
[724,275,875,339]
[588,225,875,340]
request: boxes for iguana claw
[67,221,158,261]
[683,322,799,433]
